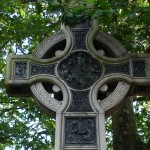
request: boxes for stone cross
[5,20,150,150]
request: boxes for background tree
[0,0,149,149]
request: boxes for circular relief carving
[57,51,102,90]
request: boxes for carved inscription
[65,117,96,145]
[30,63,55,76]
[14,61,27,78]
[58,51,101,90]
[67,90,93,112]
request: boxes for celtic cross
[6,20,150,150]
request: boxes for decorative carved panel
[65,117,96,145]
[30,63,56,76]
[71,29,89,50]
[67,90,93,112]
[14,61,27,79]
[104,62,130,75]
[58,51,102,90]
[132,59,146,77]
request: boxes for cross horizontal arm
[103,57,147,78]
[5,54,57,96]
[101,54,150,96]
[5,51,150,97]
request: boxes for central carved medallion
[57,51,102,90]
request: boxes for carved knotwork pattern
[14,61,27,78]
[30,63,55,76]
[71,29,89,50]
[132,59,146,77]
[65,117,96,145]
[58,51,101,90]
[104,62,130,76]
[67,90,93,112]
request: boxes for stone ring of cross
[30,22,130,116]
[6,20,150,150]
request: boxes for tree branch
[0,107,22,116]
[144,139,150,150]
[0,41,9,50]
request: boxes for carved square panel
[65,117,97,145]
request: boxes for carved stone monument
[5,14,150,150]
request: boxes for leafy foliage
[134,99,150,143]
[0,0,150,149]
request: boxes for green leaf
[19,8,26,18]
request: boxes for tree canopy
[0,0,150,149]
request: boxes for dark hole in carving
[133,85,150,95]
[97,82,118,100]
[8,85,31,96]
[42,82,63,101]
[98,81,123,116]
[93,39,117,58]
[42,40,66,59]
